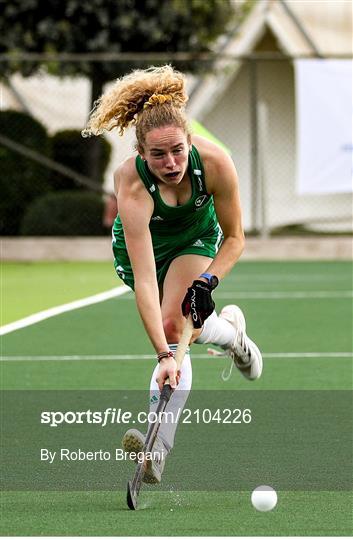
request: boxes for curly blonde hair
[82,65,189,146]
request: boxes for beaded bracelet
[157,350,174,363]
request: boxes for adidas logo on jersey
[151,215,164,221]
[192,239,205,247]
[149,184,156,193]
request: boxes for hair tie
[143,93,173,109]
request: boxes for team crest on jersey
[116,265,125,280]
[195,195,208,208]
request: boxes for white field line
[1,287,351,336]
[119,291,353,300]
[226,273,351,282]
[0,285,131,336]
[0,352,352,361]
[118,290,353,301]
[215,291,353,299]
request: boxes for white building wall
[201,60,352,232]
[288,0,353,55]
[198,63,252,229]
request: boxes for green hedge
[20,191,107,236]
[0,110,52,235]
[50,130,112,190]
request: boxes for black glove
[181,280,215,328]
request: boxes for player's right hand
[156,356,179,391]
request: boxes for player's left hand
[181,280,215,328]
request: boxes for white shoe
[122,428,166,484]
[209,305,263,381]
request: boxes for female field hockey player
[83,65,262,484]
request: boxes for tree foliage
[0,0,236,92]
[0,0,238,183]
[0,110,52,235]
[20,191,106,236]
[50,130,111,190]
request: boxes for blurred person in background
[103,193,118,228]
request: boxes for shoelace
[207,330,252,382]
[207,347,234,381]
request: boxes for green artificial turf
[1,491,352,536]
[1,261,352,536]
[1,261,120,325]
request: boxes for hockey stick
[126,316,193,510]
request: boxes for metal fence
[195,56,352,236]
[0,54,352,236]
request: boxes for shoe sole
[122,430,161,484]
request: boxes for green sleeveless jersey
[112,145,222,289]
